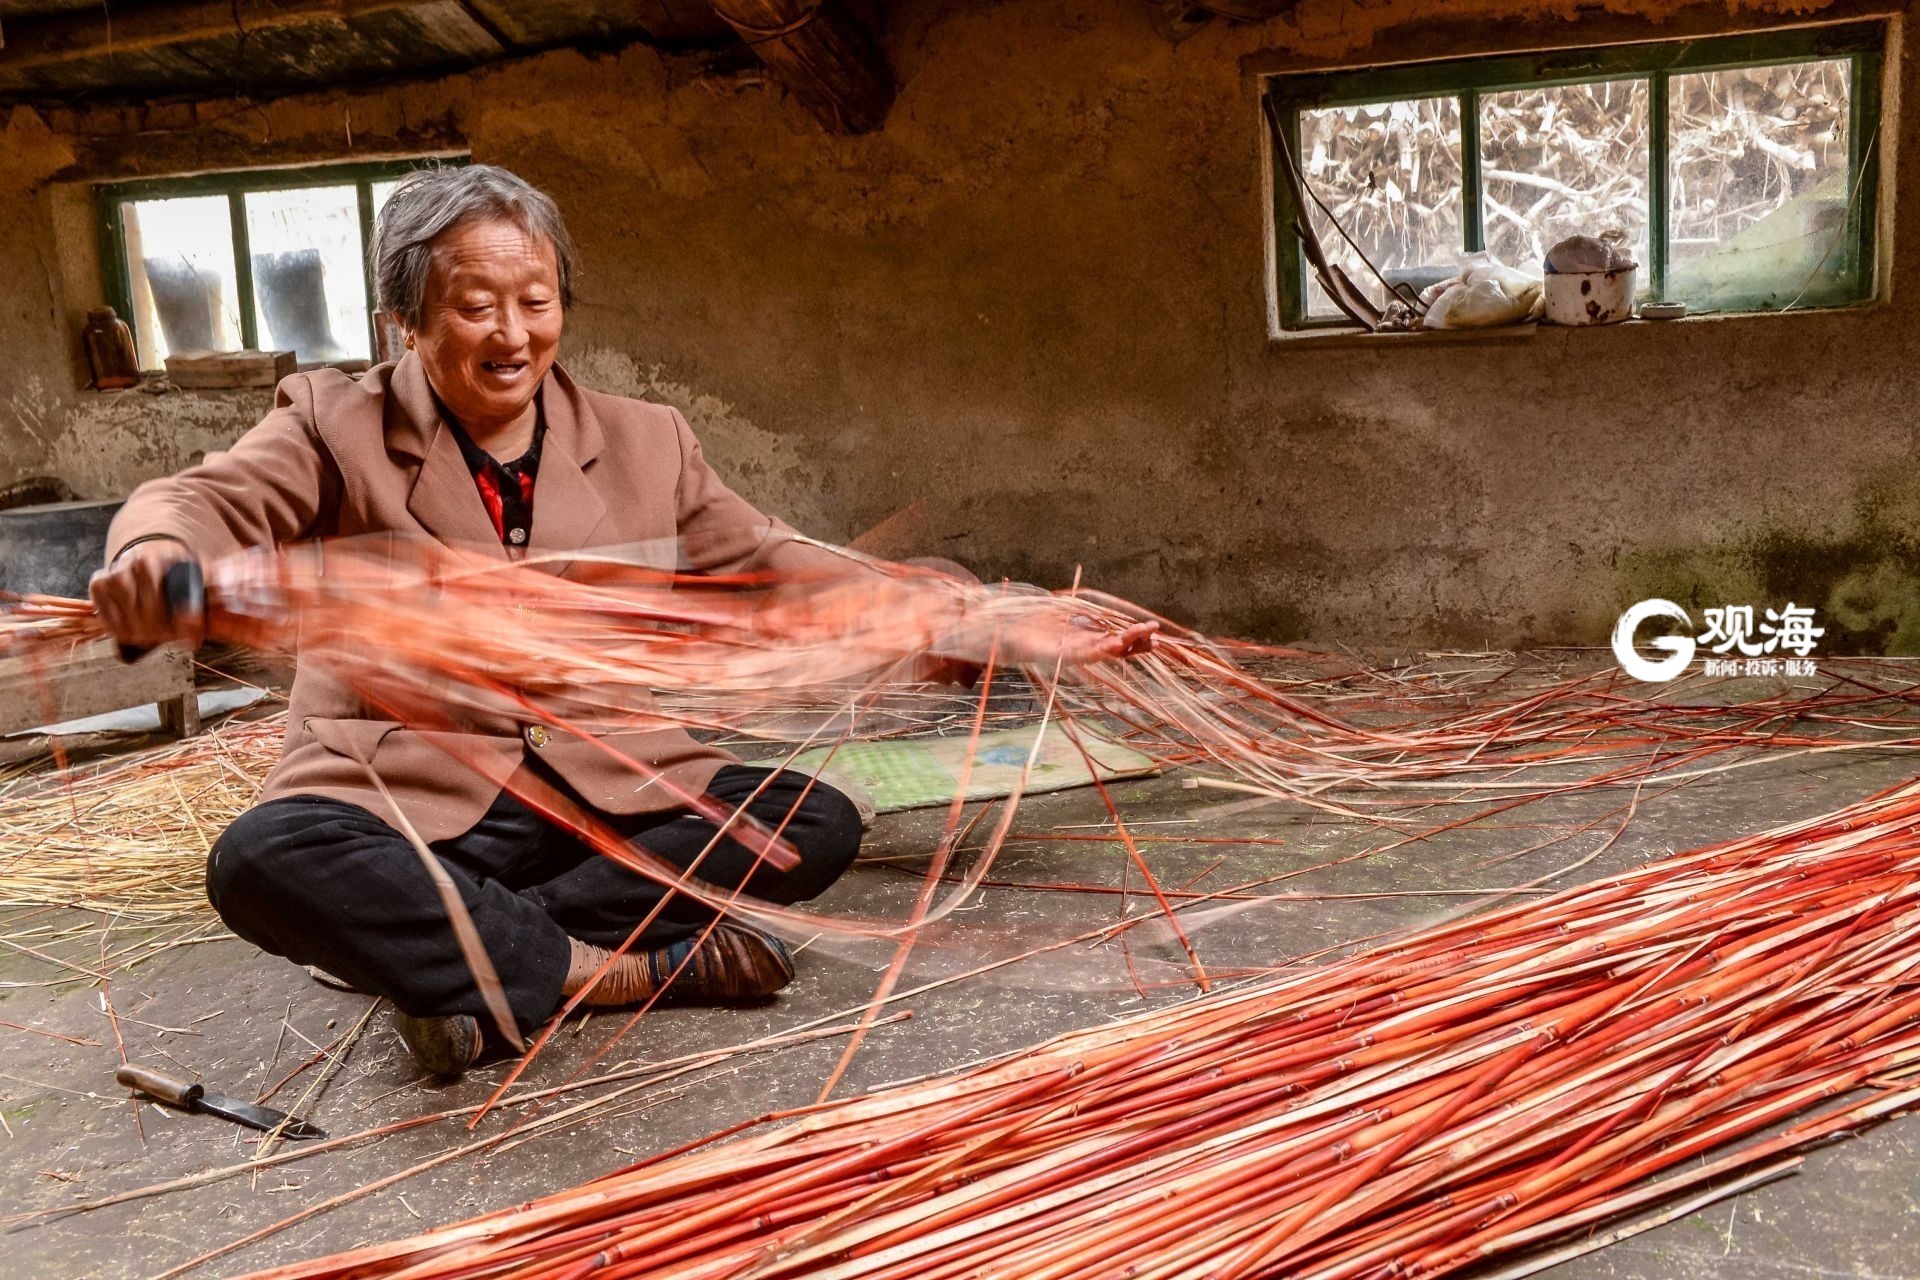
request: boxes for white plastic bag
[1421,252,1542,329]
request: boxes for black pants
[206,766,862,1034]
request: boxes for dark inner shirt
[448,415,546,548]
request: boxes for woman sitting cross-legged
[90,164,1153,1077]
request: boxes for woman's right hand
[89,540,204,654]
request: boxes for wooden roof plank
[0,0,426,74]
[0,0,740,104]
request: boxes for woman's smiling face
[409,216,564,432]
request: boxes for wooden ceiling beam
[709,0,893,134]
[0,0,431,74]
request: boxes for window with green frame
[1266,24,1883,329]
[97,156,468,373]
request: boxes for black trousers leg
[204,767,862,1029]
[519,766,864,948]
[206,793,574,1034]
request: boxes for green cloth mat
[784,723,1159,814]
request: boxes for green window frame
[1266,23,1884,330]
[95,155,467,371]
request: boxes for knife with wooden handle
[116,1063,328,1140]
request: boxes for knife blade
[116,1063,328,1141]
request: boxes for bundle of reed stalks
[232,775,1920,1280]
[8,539,1920,823]
[11,539,1920,941]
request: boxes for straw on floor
[0,711,281,918]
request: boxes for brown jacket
[108,353,845,843]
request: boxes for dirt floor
[3,660,1919,1279]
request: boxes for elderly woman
[91,165,1150,1078]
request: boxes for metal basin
[0,498,124,599]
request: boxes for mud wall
[0,0,1911,646]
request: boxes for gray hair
[371,163,577,328]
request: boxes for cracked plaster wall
[0,0,1914,647]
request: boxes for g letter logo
[1612,600,1696,683]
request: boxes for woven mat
[784,722,1158,814]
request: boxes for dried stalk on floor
[225,774,1920,1280]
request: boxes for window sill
[1270,323,1541,350]
[1269,303,1880,350]
[84,358,371,394]
[84,380,271,398]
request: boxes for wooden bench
[0,642,199,740]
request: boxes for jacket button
[526,725,550,749]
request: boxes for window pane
[371,179,401,217]
[245,185,371,363]
[1481,79,1650,278]
[1298,96,1464,318]
[1668,58,1855,309]
[121,195,243,370]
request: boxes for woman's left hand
[1058,619,1159,666]
[989,615,1158,670]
